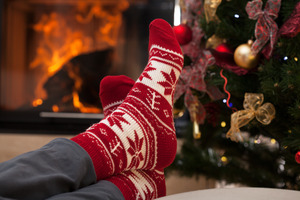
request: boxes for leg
[47,169,165,200]
[0,138,96,200]
[46,180,124,200]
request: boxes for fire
[30,0,129,113]
[32,98,43,107]
[72,92,102,113]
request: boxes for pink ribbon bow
[174,65,206,124]
[246,0,281,57]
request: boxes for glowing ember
[32,99,43,107]
[52,105,59,112]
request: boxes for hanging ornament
[226,93,276,142]
[234,40,259,70]
[190,103,202,139]
[204,0,222,22]
[193,120,201,139]
[295,151,300,164]
[211,48,250,76]
[173,24,193,45]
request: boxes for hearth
[0,0,174,134]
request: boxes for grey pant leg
[46,180,124,200]
[0,138,97,200]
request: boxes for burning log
[39,48,114,112]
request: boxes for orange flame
[72,92,102,113]
[30,1,128,113]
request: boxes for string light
[254,139,261,144]
[221,156,228,163]
[283,56,288,61]
[234,14,240,18]
[270,138,276,144]
[221,121,226,127]
[294,57,298,62]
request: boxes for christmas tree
[169,0,300,189]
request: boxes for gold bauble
[233,40,258,70]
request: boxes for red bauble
[295,151,300,164]
[173,24,193,45]
[215,43,232,54]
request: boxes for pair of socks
[71,19,183,199]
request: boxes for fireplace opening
[0,0,174,134]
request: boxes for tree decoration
[174,65,208,126]
[180,0,203,25]
[233,40,259,70]
[173,24,193,45]
[190,102,202,139]
[204,0,222,22]
[174,0,224,140]
[278,2,300,38]
[215,43,232,54]
[245,0,281,58]
[211,48,250,75]
[220,69,237,112]
[263,2,300,59]
[295,151,300,164]
[226,93,276,142]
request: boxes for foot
[107,169,166,200]
[99,75,135,117]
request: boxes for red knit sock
[71,18,183,180]
[100,76,166,198]
[107,169,166,200]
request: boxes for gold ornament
[226,93,276,142]
[193,121,201,139]
[234,40,258,70]
[204,0,222,22]
[206,34,226,49]
[190,105,202,139]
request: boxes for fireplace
[0,0,174,134]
